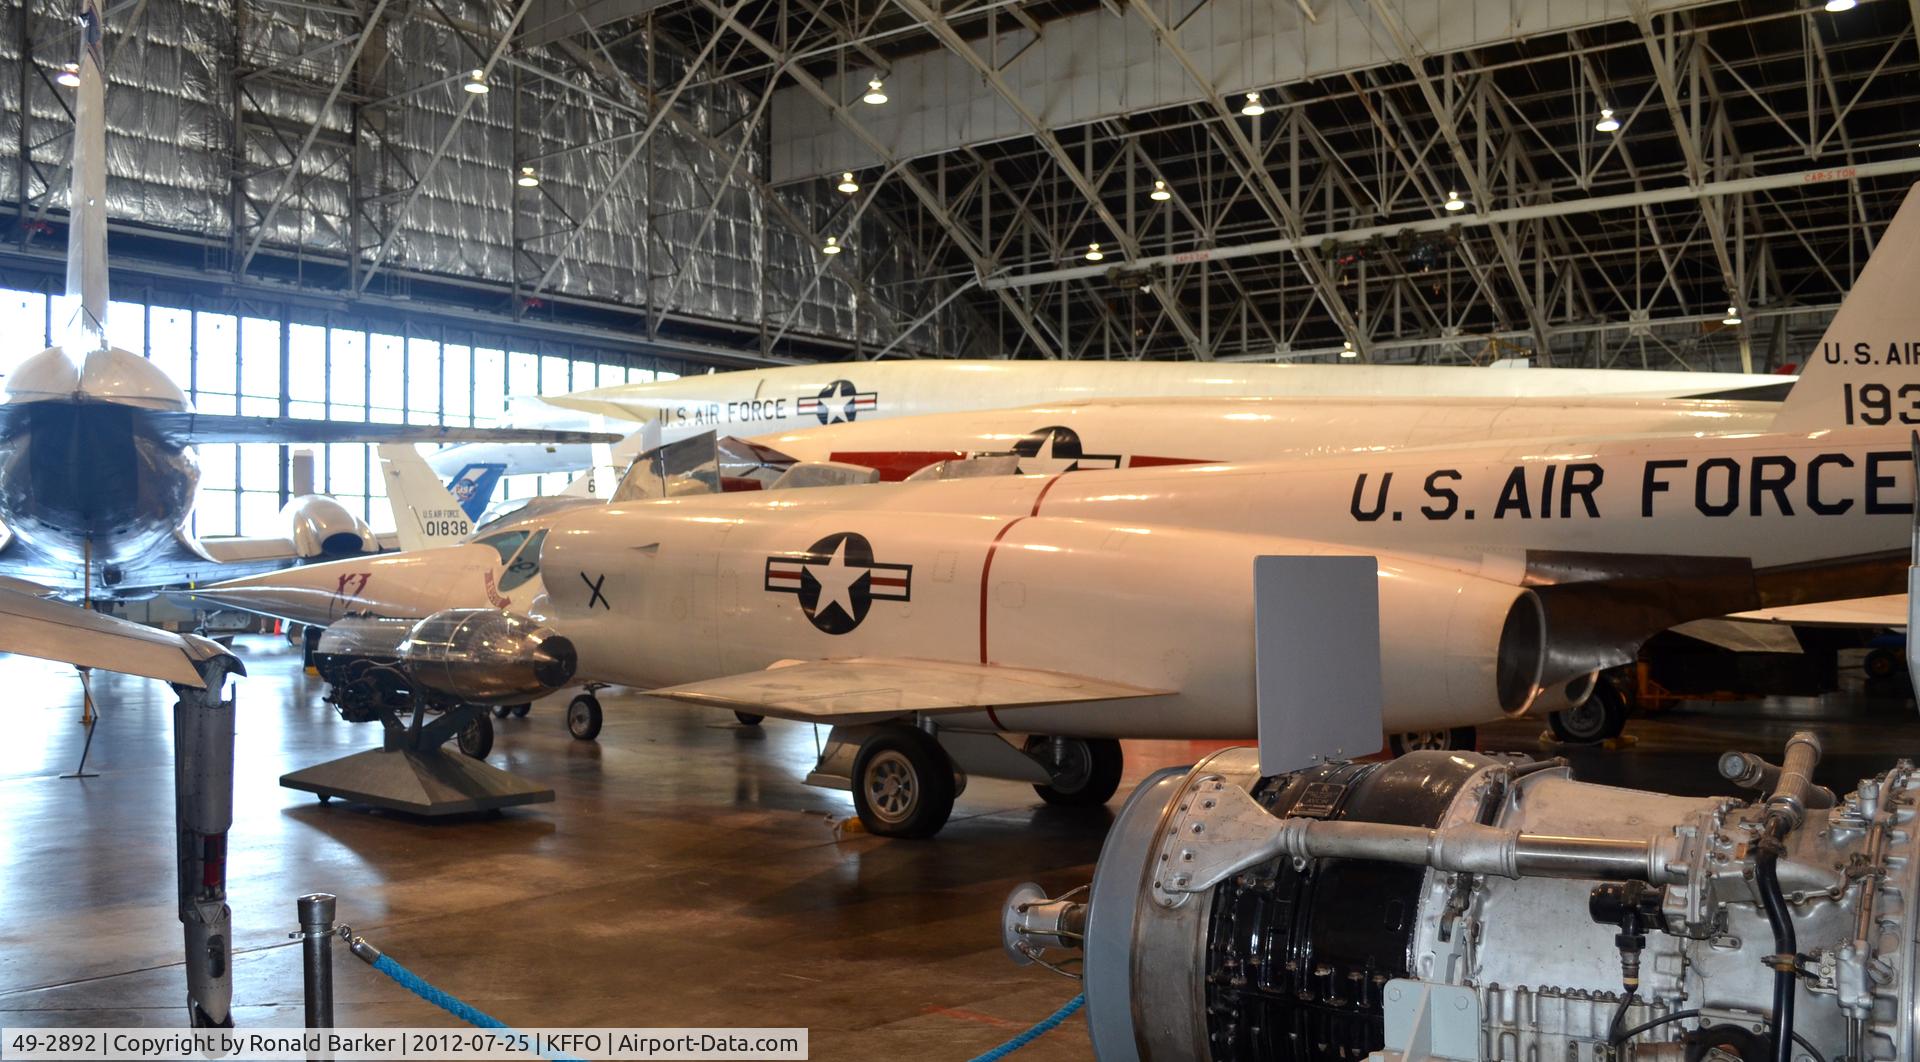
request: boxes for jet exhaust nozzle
[400,608,578,704]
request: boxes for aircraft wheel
[1024,736,1124,806]
[457,715,494,759]
[1548,683,1629,744]
[566,694,603,741]
[1388,727,1477,756]
[852,728,956,839]
[1865,648,1905,680]
[734,711,764,726]
[511,703,531,718]
[491,705,512,719]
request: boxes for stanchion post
[298,893,337,1029]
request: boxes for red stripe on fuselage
[828,450,967,481]
[1126,455,1210,469]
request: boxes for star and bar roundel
[764,531,911,634]
[797,379,878,425]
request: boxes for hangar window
[0,282,684,539]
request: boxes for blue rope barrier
[368,953,582,1062]
[966,994,1086,1062]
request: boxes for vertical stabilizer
[378,444,480,550]
[64,0,110,354]
[1774,183,1920,434]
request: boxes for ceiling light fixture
[516,166,540,188]
[822,235,843,254]
[1824,0,1857,12]
[1722,305,1742,325]
[1340,340,1357,359]
[862,78,888,105]
[56,62,81,88]
[1241,92,1266,117]
[1595,107,1620,133]
[1085,242,1104,262]
[836,171,860,194]
[1149,179,1172,202]
[463,69,490,95]
[1443,189,1466,212]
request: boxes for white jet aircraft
[197,181,1920,838]
[431,359,1793,478]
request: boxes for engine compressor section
[1004,734,1915,1061]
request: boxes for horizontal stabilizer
[0,586,215,686]
[1727,594,1909,630]
[145,412,621,446]
[649,657,1170,724]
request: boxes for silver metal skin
[171,653,241,1028]
[296,893,337,1029]
[1028,738,1920,1060]
[396,609,578,705]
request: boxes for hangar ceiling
[4,0,1917,367]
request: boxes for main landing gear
[566,686,605,741]
[1388,727,1478,755]
[1546,681,1631,744]
[839,726,1128,839]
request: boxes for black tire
[1387,727,1478,756]
[511,703,531,718]
[734,711,765,726]
[851,728,957,839]
[302,626,323,670]
[457,715,494,759]
[1865,647,1904,680]
[1023,736,1124,806]
[1548,682,1630,744]
[566,694,603,741]
[492,705,512,719]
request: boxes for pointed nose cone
[532,635,577,689]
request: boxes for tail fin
[62,0,109,354]
[377,444,483,550]
[442,462,507,520]
[1774,183,1920,434]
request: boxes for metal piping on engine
[1157,782,1685,900]
[1719,749,1835,811]
[1763,731,1825,828]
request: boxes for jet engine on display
[311,609,576,755]
[1003,733,1916,1061]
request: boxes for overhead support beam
[767,0,1717,182]
[355,0,539,295]
[237,0,392,277]
[695,0,1066,358]
[1352,0,1556,360]
[1630,0,1751,371]
[885,0,1208,357]
[982,156,1920,291]
[1123,0,1372,357]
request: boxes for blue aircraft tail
[444,463,507,521]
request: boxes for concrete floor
[2,636,1916,1060]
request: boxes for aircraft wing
[1726,594,1909,630]
[143,413,621,446]
[647,657,1170,724]
[0,585,216,686]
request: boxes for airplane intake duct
[398,609,578,705]
[1003,737,1920,1061]
[1375,564,1545,724]
[282,495,378,560]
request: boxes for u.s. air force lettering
[1351,451,1915,522]
[764,532,912,634]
